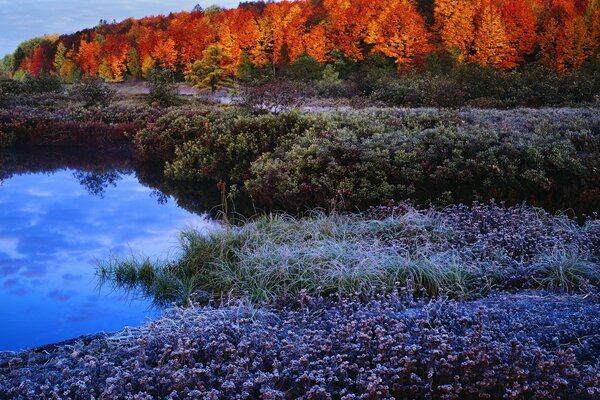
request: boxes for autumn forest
[2,0,600,83]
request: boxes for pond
[0,149,219,351]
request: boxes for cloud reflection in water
[0,169,214,351]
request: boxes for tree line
[0,0,599,84]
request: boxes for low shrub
[134,109,212,161]
[160,108,599,211]
[370,65,600,108]
[70,76,115,107]
[146,67,179,107]
[285,54,324,82]
[21,74,63,94]
[0,100,162,149]
[2,293,599,399]
[0,128,16,148]
[245,110,594,210]
[237,79,303,113]
[164,110,318,181]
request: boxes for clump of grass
[533,247,599,293]
[97,203,599,306]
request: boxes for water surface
[0,150,217,351]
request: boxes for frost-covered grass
[97,202,600,306]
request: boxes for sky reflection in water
[0,169,214,351]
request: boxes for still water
[0,151,218,351]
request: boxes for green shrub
[134,109,211,161]
[0,128,17,148]
[165,110,317,181]
[370,65,600,108]
[285,54,324,82]
[21,74,63,93]
[159,108,599,211]
[70,76,115,107]
[147,67,179,107]
[245,120,589,209]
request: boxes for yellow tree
[99,35,130,81]
[213,8,260,75]
[434,0,477,63]
[472,0,516,68]
[249,15,275,69]
[185,45,234,92]
[283,3,309,63]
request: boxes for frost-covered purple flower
[1,292,598,399]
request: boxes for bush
[370,65,600,108]
[134,109,211,161]
[165,110,317,181]
[147,67,179,107]
[245,110,594,209]
[0,83,5,108]
[21,74,62,94]
[70,76,115,107]
[0,128,16,148]
[160,108,599,211]
[237,79,302,113]
[285,54,324,82]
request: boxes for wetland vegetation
[1,0,599,395]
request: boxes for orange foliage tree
[540,0,595,71]
[471,0,516,68]
[75,38,102,76]
[99,35,130,81]
[365,0,430,69]
[152,36,178,70]
[500,0,538,66]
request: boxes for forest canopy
[0,0,599,82]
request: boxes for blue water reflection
[0,169,215,351]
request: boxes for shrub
[0,128,16,148]
[0,84,5,108]
[165,110,317,181]
[160,108,599,211]
[370,65,600,108]
[237,79,302,113]
[146,67,179,107]
[285,54,324,82]
[21,74,63,94]
[70,76,115,107]
[245,110,592,209]
[134,109,211,161]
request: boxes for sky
[0,0,242,57]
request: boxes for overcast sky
[0,0,243,57]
